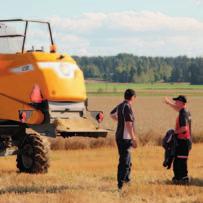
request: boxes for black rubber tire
[16,133,50,173]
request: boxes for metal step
[0,148,17,157]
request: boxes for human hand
[132,139,137,148]
[164,97,171,105]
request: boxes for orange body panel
[0,94,44,124]
[0,52,87,124]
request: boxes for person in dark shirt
[110,89,137,190]
[165,95,192,184]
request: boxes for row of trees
[73,54,203,84]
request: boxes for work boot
[124,178,131,187]
[172,176,189,185]
[172,176,179,184]
[179,176,189,185]
[118,182,123,190]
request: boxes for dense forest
[73,54,203,84]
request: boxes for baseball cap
[173,95,187,103]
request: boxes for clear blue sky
[1,0,203,56]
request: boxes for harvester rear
[0,19,107,173]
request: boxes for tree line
[73,54,203,84]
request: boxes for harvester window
[0,22,24,53]
[0,19,55,54]
[24,23,50,52]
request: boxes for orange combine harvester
[0,19,107,173]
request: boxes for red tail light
[19,111,27,123]
[30,84,43,103]
[96,112,104,123]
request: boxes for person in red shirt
[165,95,192,184]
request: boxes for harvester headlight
[59,63,79,78]
[38,62,79,78]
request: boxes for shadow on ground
[0,185,86,195]
[162,177,203,187]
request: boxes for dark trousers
[116,139,132,188]
[173,158,188,179]
[173,139,190,179]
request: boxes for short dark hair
[124,89,136,100]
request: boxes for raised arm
[164,97,177,110]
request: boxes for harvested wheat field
[0,94,203,203]
[0,145,203,203]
